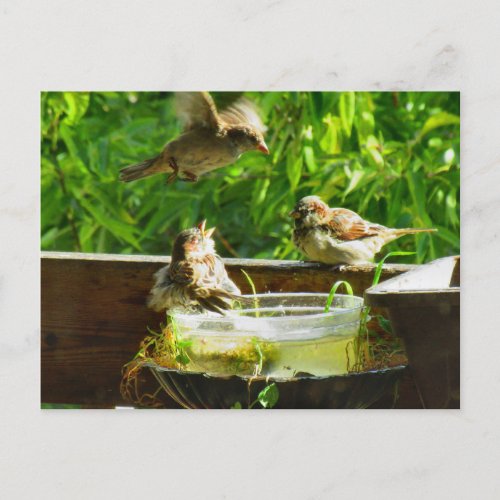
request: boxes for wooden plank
[41,251,417,408]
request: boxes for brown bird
[147,221,242,314]
[289,196,437,265]
[119,92,269,184]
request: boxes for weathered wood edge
[41,251,416,273]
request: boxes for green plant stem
[324,280,354,313]
[241,269,259,317]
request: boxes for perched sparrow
[119,92,268,184]
[289,196,437,266]
[147,221,241,314]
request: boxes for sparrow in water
[147,221,242,314]
[119,92,269,184]
[289,196,437,266]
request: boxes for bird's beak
[198,220,207,234]
[204,226,216,239]
[257,141,269,154]
[288,209,300,219]
[198,220,215,239]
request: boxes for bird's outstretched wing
[175,92,223,132]
[168,259,198,285]
[172,257,240,314]
[214,256,241,295]
[219,97,267,134]
[327,208,386,241]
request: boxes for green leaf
[407,165,433,227]
[175,352,190,366]
[364,135,384,168]
[367,147,384,168]
[303,146,317,173]
[343,169,364,198]
[445,188,459,227]
[320,113,338,153]
[177,339,193,349]
[74,195,142,251]
[59,122,85,168]
[418,111,459,139]
[433,225,460,247]
[41,227,60,247]
[356,111,375,142]
[63,92,90,125]
[257,383,279,409]
[339,92,356,137]
[376,314,393,334]
[286,155,302,191]
[231,402,242,409]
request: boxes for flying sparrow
[119,92,269,184]
[147,221,242,315]
[289,196,437,266]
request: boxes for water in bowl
[172,294,363,379]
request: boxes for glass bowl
[169,293,364,378]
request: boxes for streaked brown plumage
[119,92,268,184]
[290,196,437,265]
[147,221,241,314]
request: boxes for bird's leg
[166,157,179,184]
[309,261,347,272]
[329,264,348,272]
[179,170,199,183]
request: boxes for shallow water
[174,299,362,378]
[181,326,358,378]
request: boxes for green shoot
[168,315,192,366]
[252,338,264,375]
[372,251,416,287]
[241,269,259,317]
[324,280,354,313]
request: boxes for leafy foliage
[41,91,460,263]
[256,383,279,409]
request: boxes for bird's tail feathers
[119,155,161,182]
[392,227,437,236]
[196,288,248,315]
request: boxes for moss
[184,338,279,376]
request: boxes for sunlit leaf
[286,155,302,191]
[63,92,90,125]
[303,146,317,173]
[257,383,279,409]
[339,92,355,137]
[418,111,459,139]
[343,169,364,198]
[320,113,338,153]
[75,195,142,251]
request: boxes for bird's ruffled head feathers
[226,125,269,155]
[289,196,329,227]
[172,222,216,260]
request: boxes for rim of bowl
[146,362,407,381]
[170,292,364,324]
